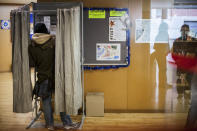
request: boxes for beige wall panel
[0,0,36,4]
[142,0,150,19]
[127,43,155,110]
[0,31,12,72]
[0,6,22,19]
[37,0,82,2]
[83,0,129,8]
[127,0,157,110]
[0,5,21,72]
[127,0,169,111]
[84,68,128,110]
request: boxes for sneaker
[47,125,55,130]
[63,124,73,130]
[70,122,80,128]
[63,123,80,130]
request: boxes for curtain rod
[11,8,81,13]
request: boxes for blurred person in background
[174,24,195,104]
[172,24,197,129]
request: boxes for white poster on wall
[44,16,51,32]
[135,19,151,43]
[109,17,126,41]
[96,43,121,61]
[135,19,169,43]
[50,25,56,35]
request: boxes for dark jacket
[29,33,55,84]
[175,36,197,41]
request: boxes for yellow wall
[0,0,37,4]
[0,0,170,112]
[0,5,22,72]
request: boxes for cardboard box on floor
[86,92,104,117]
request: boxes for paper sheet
[96,43,121,61]
[109,17,126,41]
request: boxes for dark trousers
[185,73,197,128]
[42,94,54,126]
[176,70,193,96]
[39,80,72,126]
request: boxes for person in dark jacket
[29,23,74,130]
[172,24,197,129]
[174,24,194,103]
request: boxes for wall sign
[110,10,126,17]
[89,10,106,19]
[1,20,10,30]
[44,16,51,32]
[109,17,126,41]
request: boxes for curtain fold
[12,11,32,113]
[55,7,82,115]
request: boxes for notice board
[83,8,130,65]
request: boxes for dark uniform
[174,36,196,99]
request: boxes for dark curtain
[11,11,32,113]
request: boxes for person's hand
[187,36,193,41]
[193,65,197,74]
[186,52,195,58]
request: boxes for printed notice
[135,19,169,43]
[44,16,51,32]
[50,25,56,35]
[96,43,121,61]
[109,17,126,41]
[110,10,126,17]
[89,10,105,19]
